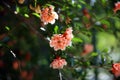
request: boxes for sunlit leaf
[100,20,110,27]
[54,25,59,34]
[72,37,83,43]
[77,4,82,8]
[79,0,86,4]
[24,14,29,18]
[101,0,106,5]
[16,6,20,13]
[102,48,109,53]
[5,26,10,31]
[91,52,98,57]
[32,13,40,18]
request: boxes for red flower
[111,63,120,77]
[82,8,91,19]
[113,2,120,13]
[13,60,19,70]
[50,57,67,69]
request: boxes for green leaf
[77,4,82,8]
[0,43,2,47]
[5,26,10,31]
[32,13,40,18]
[91,52,98,57]
[79,0,86,4]
[24,14,29,18]
[82,16,90,23]
[86,61,90,66]
[16,6,20,13]
[102,48,109,53]
[101,54,106,64]
[54,25,59,34]
[101,0,106,5]
[72,37,83,43]
[100,20,110,27]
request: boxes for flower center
[57,40,61,43]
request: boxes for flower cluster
[111,63,120,77]
[41,6,58,25]
[114,2,120,13]
[50,57,67,69]
[50,27,73,51]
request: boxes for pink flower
[63,27,73,40]
[63,27,73,46]
[111,63,120,77]
[50,57,67,69]
[41,6,58,25]
[49,34,67,51]
[81,44,93,55]
[113,2,120,13]
[49,27,73,51]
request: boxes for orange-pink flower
[50,34,67,51]
[41,6,58,25]
[49,27,73,51]
[111,63,120,77]
[63,27,73,46]
[63,27,73,40]
[50,57,67,69]
[113,2,120,13]
[81,44,93,55]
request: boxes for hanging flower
[111,63,120,77]
[49,27,73,51]
[49,34,67,51]
[50,57,67,69]
[41,5,58,25]
[113,2,120,13]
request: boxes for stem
[59,70,62,80]
[94,68,98,80]
[35,0,37,7]
[10,50,16,58]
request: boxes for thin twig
[10,50,16,58]
[59,70,63,80]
